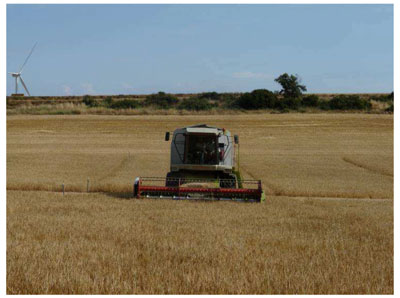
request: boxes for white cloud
[62,85,72,96]
[232,71,273,79]
[81,83,95,95]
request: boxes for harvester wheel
[219,173,237,188]
[133,177,140,197]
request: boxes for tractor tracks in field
[6,187,391,201]
[239,166,279,195]
[98,154,134,183]
[239,164,392,201]
[342,157,393,178]
[7,160,392,202]
[281,195,392,202]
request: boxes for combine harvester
[133,124,265,202]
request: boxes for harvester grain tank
[134,124,264,202]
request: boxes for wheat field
[6,113,393,294]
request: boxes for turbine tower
[9,42,37,96]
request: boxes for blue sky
[6,4,393,96]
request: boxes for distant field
[7,113,393,294]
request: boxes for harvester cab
[134,124,264,202]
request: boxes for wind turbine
[9,42,37,96]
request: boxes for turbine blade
[19,76,31,96]
[19,42,37,73]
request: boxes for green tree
[103,96,113,107]
[178,97,212,111]
[145,91,178,109]
[82,95,98,107]
[234,89,277,110]
[198,92,220,100]
[275,73,307,98]
[328,95,371,110]
[110,99,139,109]
[301,94,320,107]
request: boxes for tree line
[82,73,393,112]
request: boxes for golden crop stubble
[7,191,393,294]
